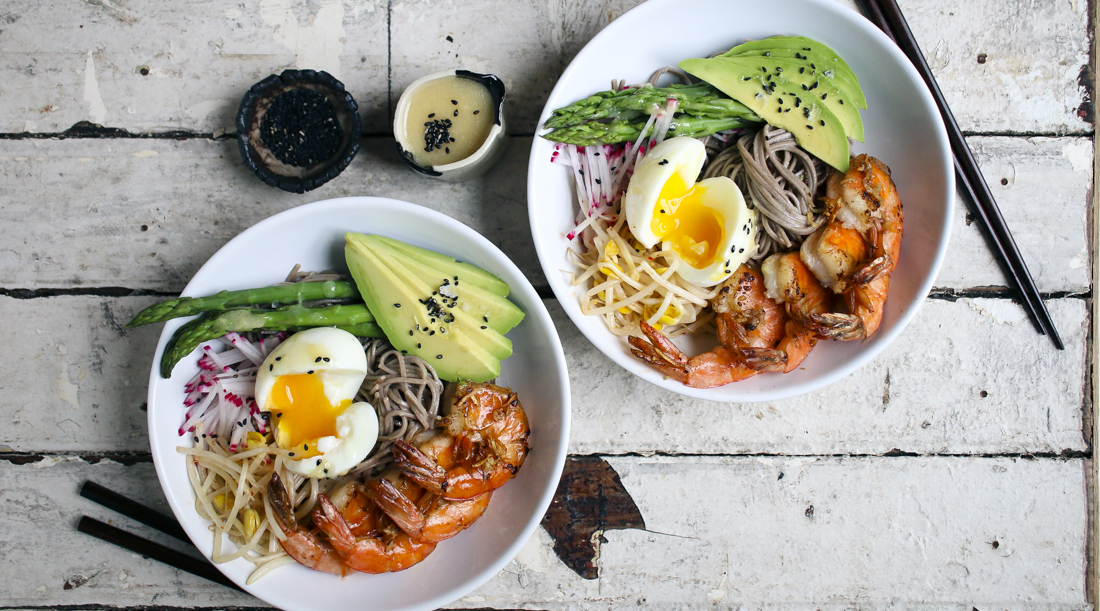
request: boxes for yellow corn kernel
[214,493,234,511]
[245,431,265,449]
[242,508,261,539]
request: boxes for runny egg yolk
[269,373,351,457]
[649,171,724,269]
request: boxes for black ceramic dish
[236,70,360,193]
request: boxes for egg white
[284,401,379,478]
[622,137,758,287]
[254,327,375,479]
[254,327,369,412]
[624,137,708,248]
[670,176,757,287]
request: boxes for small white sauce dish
[393,69,508,182]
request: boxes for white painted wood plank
[0,136,1089,292]
[0,0,391,133]
[937,136,1093,292]
[0,295,1085,455]
[0,0,1086,135]
[563,297,1088,456]
[0,456,1086,609]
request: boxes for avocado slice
[365,235,525,334]
[723,36,864,104]
[345,236,500,382]
[714,54,864,112]
[680,57,850,171]
[373,235,511,297]
[701,56,863,141]
[358,238,514,361]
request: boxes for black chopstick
[77,516,244,592]
[855,0,1064,350]
[80,481,191,543]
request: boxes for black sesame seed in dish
[236,69,361,193]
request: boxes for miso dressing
[403,76,495,167]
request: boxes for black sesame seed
[445,147,450,154]
[324,469,328,474]
[323,357,330,362]
[259,88,343,167]
[317,459,322,465]
[277,413,283,417]
[304,444,308,451]
[275,357,281,361]
[658,159,669,165]
[807,125,813,130]
[430,330,436,335]
[451,100,458,105]
[307,370,314,374]
[394,303,401,307]
[820,120,825,126]
[315,357,322,362]
[428,113,435,118]
[839,99,844,105]
[269,364,273,371]
[483,316,489,322]
[408,330,414,336]
[481,325,487,329]
[417,343,422,348]
[739,247,745,253]
[799,67,805,74]
[289,452,295,456]
[194,436,199,443]
[473,109,480,114]
[821,93,828,100]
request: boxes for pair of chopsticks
[854,0,1064,350]
[77,481,244,592]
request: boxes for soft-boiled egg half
[624,137,758,286]
[254,327,378,478]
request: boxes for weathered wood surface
[0,135,1089,293]
[0,0,1086,135]
[0,0,1092,608]
[0,295,1087,455]
[0,456,1087,609]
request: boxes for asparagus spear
[544,83,757,129]
[128,280,359,327]
[161,303,382,378]
[542,115,757,147]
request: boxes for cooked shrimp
[266,472,349,576]
[628,264,785,388]
[742,252,832,373]
[393,382,529,500]
[369,476,492,543]
[801,154,903,340]
[312,494,436,574]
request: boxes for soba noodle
[350,339,445,476]
[702,124,828,260]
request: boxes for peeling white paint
[83,50,107,125]
[1060,139,1092,174]
[184,99,227,126]
[259,0,346,78]
[966,298,1027,326]
[55,344,78,409]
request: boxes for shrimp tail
[267,472,295,533]
[851,254,893,286]
[313,495,355,551]
[393,439,448,496]
[808,312,866,341]
[740,347,787,372]
[367,478,425,539]
[628,321,690,383]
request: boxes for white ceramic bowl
[393,69,508,182]
[147,197,570,611]
[528,0,953,402]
